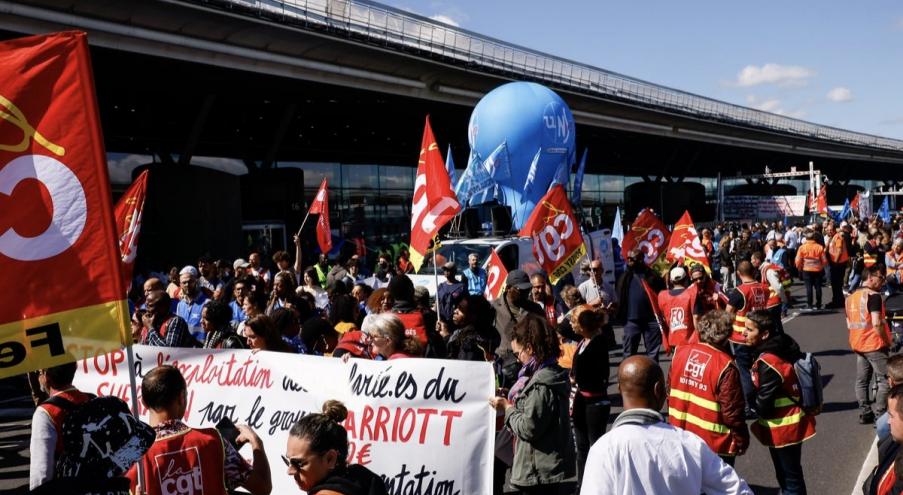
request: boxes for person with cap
[437,261,465,328]
[492,269,545,389]
[29,362,95,490]
[31,396,155,495]
[176,265,210,340]
[462,252,488,296]
[580,356,752,494]
[795,231,827,309]
[657,266,704,348]
[615,249,666,362]
[234,257,251,279]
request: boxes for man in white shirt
[578,259,614,307]
[580,356,752,495]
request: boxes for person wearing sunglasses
[284,400,387,494]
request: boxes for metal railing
[182,0,903,153]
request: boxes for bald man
[580,356,751,495]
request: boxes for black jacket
[615,267,665,322]
[446,323,498,362]
[309,464,388,495]
[864,435,903,495]
[753,333,803,417]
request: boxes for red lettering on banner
[347,441,373,466]
[441,410,463,446]
[345,407,463,446]
[417,408,437,444]
[155,352,274,389]
[398,408,416,442]
[344,409,357,439]
[374,406,390,440]
[360,405,375,441]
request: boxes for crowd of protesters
[28,211,903,495]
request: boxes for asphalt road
[0,284,880,495]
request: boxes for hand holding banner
[518,184,586,285]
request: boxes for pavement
[0,283,881,495]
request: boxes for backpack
[793,352,823,416]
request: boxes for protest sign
[74,346,495,495]
[723,195,806,220]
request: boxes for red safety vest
[127,427,227,495]
[877,461,897,495]
[394,311,428,349]
[38,388,94,454]
[668,343,740,455]
[864,241,879,268]
[730,281,769,345]
[697,279,727,313]
[759,263,791,309]
[846,288,891,353]
[657,287,697,347]
[751,353,816,448]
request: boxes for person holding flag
[615,249,667,362]
[306,177,332,256]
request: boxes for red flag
[114,170,149,293]
[817,185,828,215]
[0,32,129,376]
[483,250,508,301]
[518,185,586,284]
[621,209,670,266]
[850,192,860,212]
[807,190,816,214]
[308,178,332,254]
[410,116,461,272]
[665,210,711,272]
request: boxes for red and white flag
[850,192,860,213]
[114,169,149,293]
[817,184,828,215]
[621,209,670,266]
[483,250,508,301]
[409,116,461,272]
[518,184,586,285]
[666,210,711,272]
[807,190,816,214]
[0,32,129,376]
[308,178,332,254]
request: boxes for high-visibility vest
[796,241,826,272]
[751,352,816,448]
[887,251,903,277]
[845,288,891,353]
[864,242,878,268]
[127,427,227,495]
[314,263,330,285]
[668,343,741,455]
[37,388,93,454]
[658,287,698,347]
[828,233,850,264]
[876,461,897,495]
[760,263,790,309]
[730,281,769,345]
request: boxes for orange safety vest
[827,233,849,264]
[38,388,94,454]
[730,281,769,345]
[864,241,879,268]
[887,251,903,276]
[845,288,891,353]
[128,427,228,495]
[658,287,698,347]
[796,241,827,272]
[668,343,741,455]
[751,352,816,448]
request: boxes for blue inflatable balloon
[463,82,576,229]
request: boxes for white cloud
[826,86,853,102]
[430,14,459,27]
[734,63,815,87]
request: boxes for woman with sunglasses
[284,400,387,494]
[363,313,422,360]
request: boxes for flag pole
[125,342,145,494]
[297,176,325,237]
[433,236,440,315]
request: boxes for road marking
[851,436,878,495]
[781,312,799,325]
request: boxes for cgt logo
[155,447,204,495]
[683,349,712,381]
[532,212,576,265]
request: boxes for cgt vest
[127,427,227,495]
[668,343,740,455]
[38,388,94,454]
[730,282,769,345]
[394,311,428,348]
[760,263,791,309]
[751,352,816,448]
[846,288,891,353]
[657,287,697,347]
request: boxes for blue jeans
[623,320,662,363]
[768,443,806,495]
[732,342,757,412]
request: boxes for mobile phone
[215,417,240,448]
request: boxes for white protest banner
[723,195,807,220]
[73,346,495,495]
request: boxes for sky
[380,0,903,140]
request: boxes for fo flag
[483,250,508,301]
[518,185,586,285]
[621,209,670,266]
[665,210,711,273]
[308,178,332,254]
[410,116,461,272]
[0,32,128,377]
[114,169,148,293]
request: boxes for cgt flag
[114,169,149,293]
[518,184,586,285]
[308,178,332,254]
[410,116,461,272]
[816,184,828,216]
[665,210,711,273]
[0,32,128,377]
[621,209,670,266]
[483,250,508,302]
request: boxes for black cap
[506,269,532,290]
